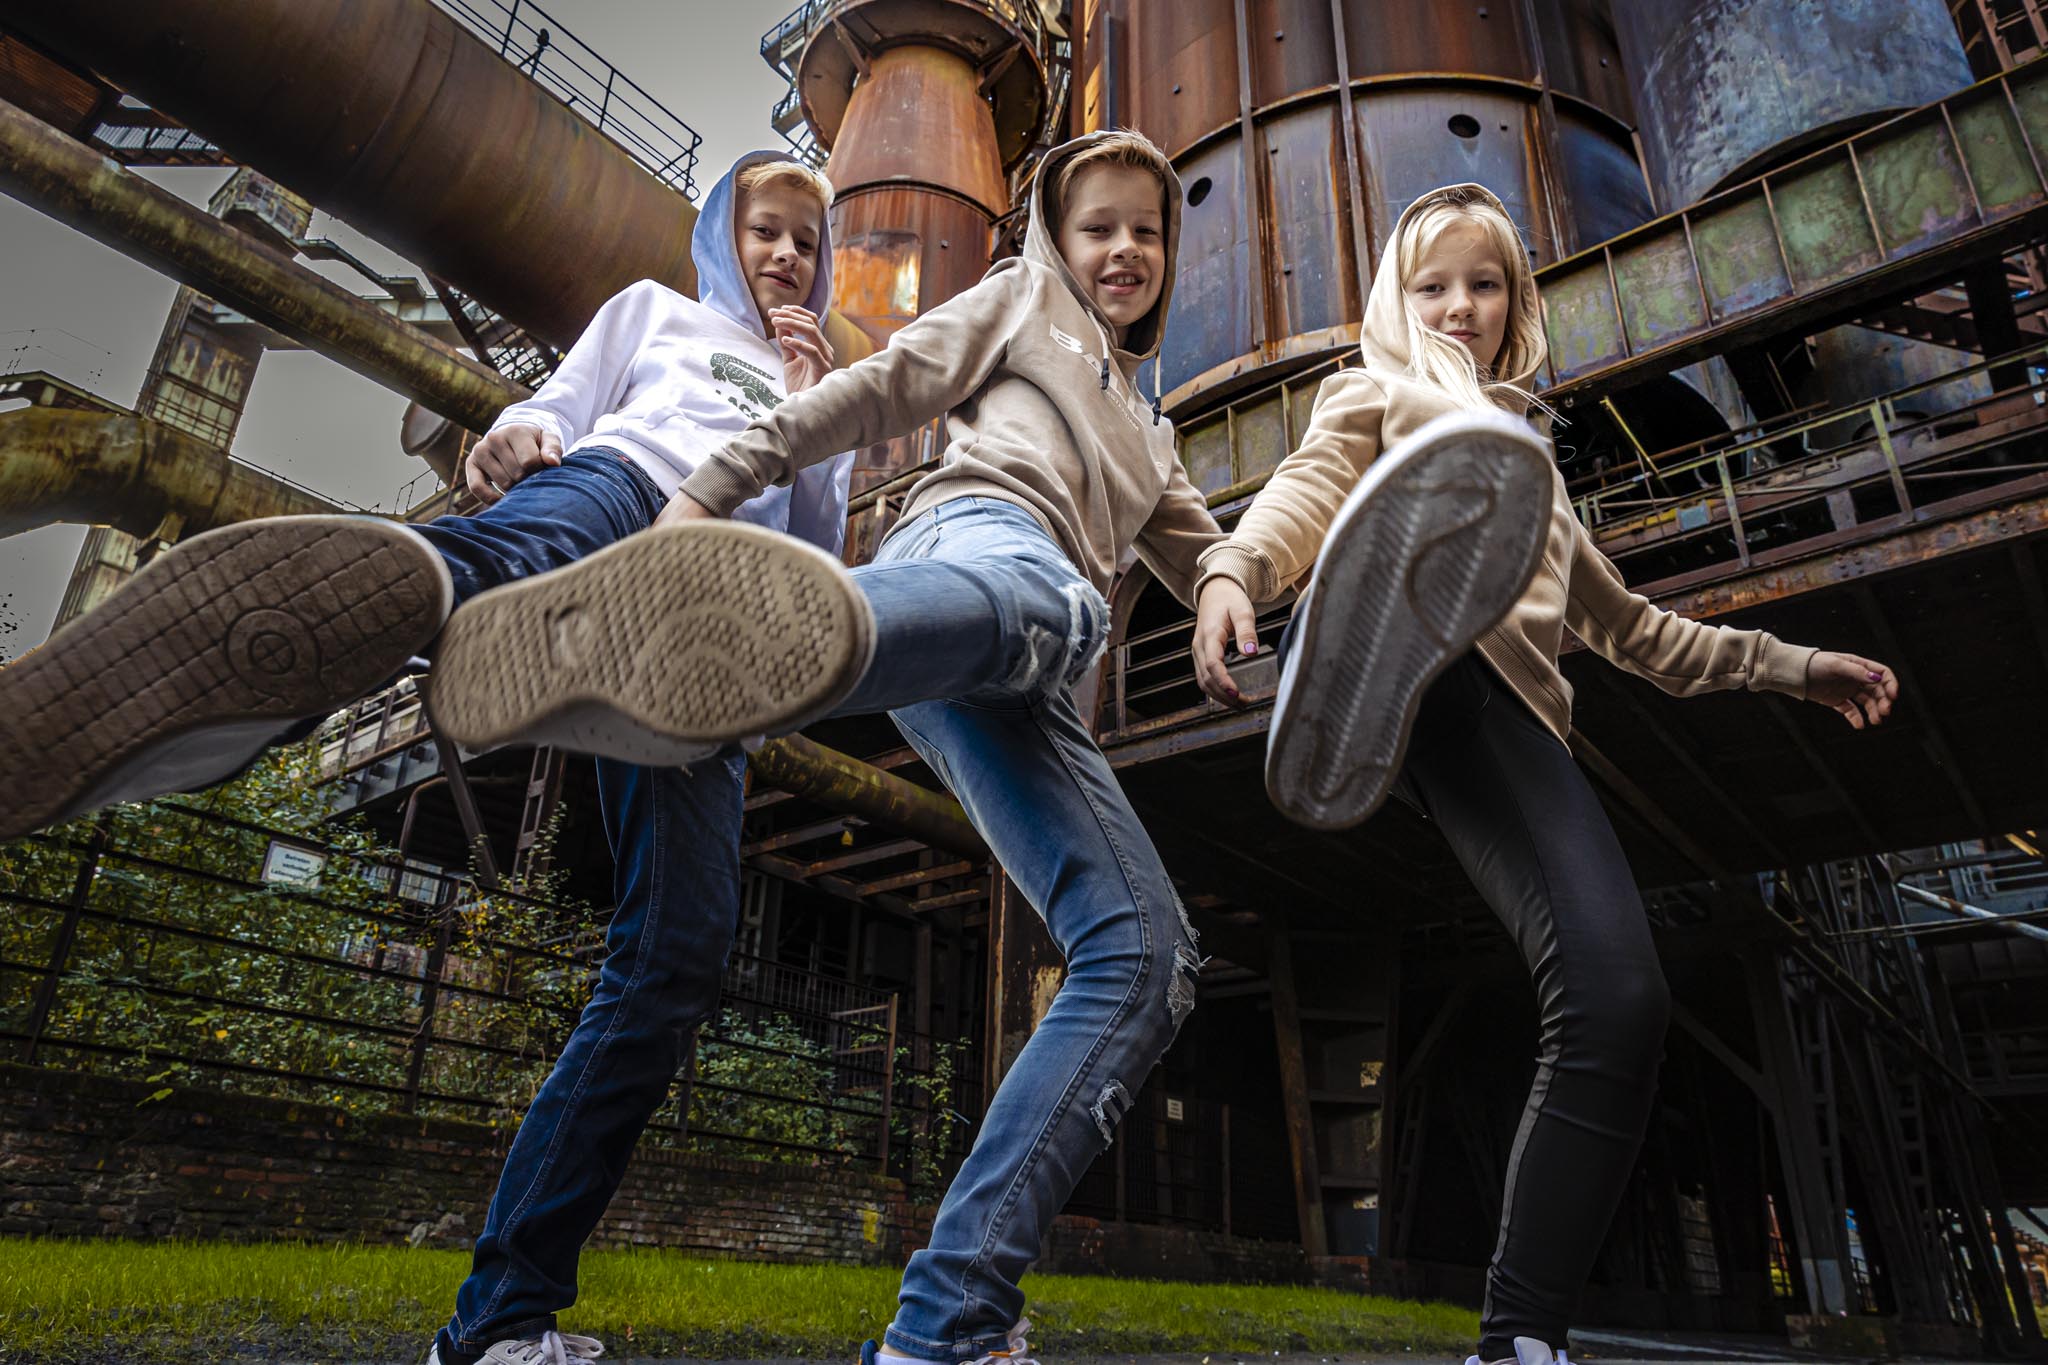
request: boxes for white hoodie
[485,151,854,553]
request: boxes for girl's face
[1407,219,1510,372]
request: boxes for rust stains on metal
[828,45,1013,220]
[1085,0,1652,407]
[796,4,1041,493]
[0,96,523,433]
[5,0,698,352]
[799,0,1049,171]
[0,406,336,540]
[1534,60,2048,399]
[747,733,990,863]
[1613,0,1974,208]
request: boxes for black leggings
[1396,655,1672,1358]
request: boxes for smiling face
[1055,162,1167,343]
[1405,218,1511,373]
[737,180,824,328]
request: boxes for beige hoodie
[678,133,1223,606]
[1193,184,1815,741]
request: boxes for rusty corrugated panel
[1086,0,1653,408]
[6,0,697,352]
[1613,0,1974,208]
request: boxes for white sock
[876,1350,945,1365]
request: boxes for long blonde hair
[1391,193,1551,417]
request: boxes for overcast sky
[0,0,799,659]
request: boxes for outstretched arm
[1567,521,1897,726]
[669,268,1027,520]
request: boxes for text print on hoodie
[1194,182,1815,741]
[487,150,855,553]
[677,132,1222,605]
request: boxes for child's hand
[466,423,562,505]
[655,492,717,530]
[1193,579,1260,708]
[1805,651,1899,730]
[770,305,834,394]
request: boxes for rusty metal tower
[761,0,1056,496]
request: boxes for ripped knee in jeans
[1166,886,1202,1036]
[1002,581,1110,695]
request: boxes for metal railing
[0,800,976,1185]
[429,0,703,198]
[1568,337,2048,573]
[758,0,1051,102]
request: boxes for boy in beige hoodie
[429,131,1219,1365]
[1192,184,1898,1365]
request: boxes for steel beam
[0,97,521,433]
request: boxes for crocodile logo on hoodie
[710,352,783,421]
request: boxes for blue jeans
[422,452,749,1363]
[840,497,1203,1359]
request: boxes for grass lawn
[0,1238,1476,1364]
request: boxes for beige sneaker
[428,520,875,765]
[0,515,450,842]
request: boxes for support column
[1743,948,1855,1316]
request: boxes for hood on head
[1020,131,1183,362]
[693,150,835,341]
[1359,182,1546,397]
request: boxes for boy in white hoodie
[0,153,859,1365]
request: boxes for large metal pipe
[5,0,699,352]
[0,406,336,540]
[747,733,989,864]
[0,97,521,434]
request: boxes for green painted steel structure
[1539,55,2048,395]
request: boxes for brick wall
[0,1063,914,1263]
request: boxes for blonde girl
[1191,184,1896,1365]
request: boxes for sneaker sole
[427,521,875,764]
[0,516,451,842]
[1265,410,1556,831]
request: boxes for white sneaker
[429,521,875,765]
[1465,1335,1569,1365]
[427,1330,605,1365]
[865,1315,1037,1365]
[1264,408,1555,831]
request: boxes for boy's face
[1055,163,1166,341]
[737,181,824,327]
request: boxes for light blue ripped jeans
[833,496,1202,1360]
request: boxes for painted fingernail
[1867,670,1883,681]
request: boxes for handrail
[428,0,704,198]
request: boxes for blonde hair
[1393,193,1551,417]
[737,160,835,211]
[1054,129,1171,219]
